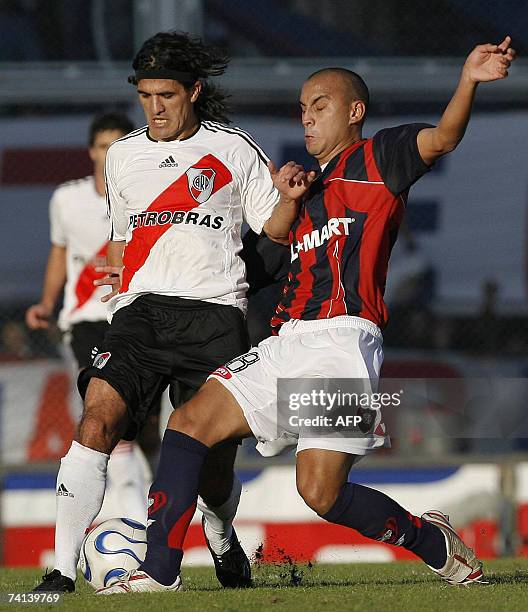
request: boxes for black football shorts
[77,294,250,439]
[69,320,110,369]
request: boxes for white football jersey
[105,121,279,318]
[50,176,110,330]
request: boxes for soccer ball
[79,517,147,589]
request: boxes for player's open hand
[463,36,516,83]
[25,303,53,329]
[268,160,317,202]
[94,265,123,302]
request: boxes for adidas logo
[159,155,178,168]
[91,346,98,358]
[57,483,74,498]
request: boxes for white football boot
[421,510,485,585]
[95,570,183,595]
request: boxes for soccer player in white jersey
[97,37,516,594]
[32,32,312,593]
[26,113,151,579]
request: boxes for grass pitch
[1,559,526,611]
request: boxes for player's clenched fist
[267,160,317,202]
[463,36,516,83]
[25,303,53,329]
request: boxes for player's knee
[167,400,210,442]
[78,412,115,453]
[167,381,245,446]
[80,379,127,452]
[297,477,340,516]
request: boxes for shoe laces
[113,570,134,584]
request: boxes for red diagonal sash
[71,241,108,312]
[120,154,232,293]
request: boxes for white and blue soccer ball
[79,517,147,589]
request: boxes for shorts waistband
[137,294,228,310]
[278,316,382,339]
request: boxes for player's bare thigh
[296,448,357,515]
[79,378,129,453]
[167,379,252,447]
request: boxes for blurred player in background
[33,31,302,593]
[98,37,516,593]
[27,113,152,590]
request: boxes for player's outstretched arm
[417,36,516,166]
[25,244,67,329]
[94,240,125,303]
[263,160,316,244]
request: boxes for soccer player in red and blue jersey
[98,37,516,593]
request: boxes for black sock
[139,430,208,585]
[322,483,447,569]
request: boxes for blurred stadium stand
[1,0,528,567]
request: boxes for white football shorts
[209,315,389,456]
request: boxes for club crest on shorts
[186,167,216,203]
[93,351,111,369]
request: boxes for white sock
[198,475,242,555]
[54,441,109,580]
[105,441,149,524]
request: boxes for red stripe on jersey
[315,166,348,319]
[120,155,232,294]
[71,241,108,313]
[287,209,317,320]
[167,502,196,549]
[363,139,383,182]
[318,233,347,318]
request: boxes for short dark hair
[130,31,231,124]
[89,113,134,146]
[308,68,370,113]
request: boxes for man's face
[89,129,124,172]
[137,78,200,141]
[300,73,362,165]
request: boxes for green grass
[1,560,527,611]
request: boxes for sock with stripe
[321,483,447,569]
[139,430,208,585]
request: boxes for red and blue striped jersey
[271,123,432,331]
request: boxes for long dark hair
[130,31,231,124]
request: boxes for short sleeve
[239,145,280,234]
[373,123,434,196]
[49,189,67,246]
[105,146,127,241]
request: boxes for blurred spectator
[431,317,454,352]
[384,224,436,349]
[0,321,33,360]
[468,279,501,355]
[384,223,433,309]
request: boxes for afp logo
[186,167,216,203]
